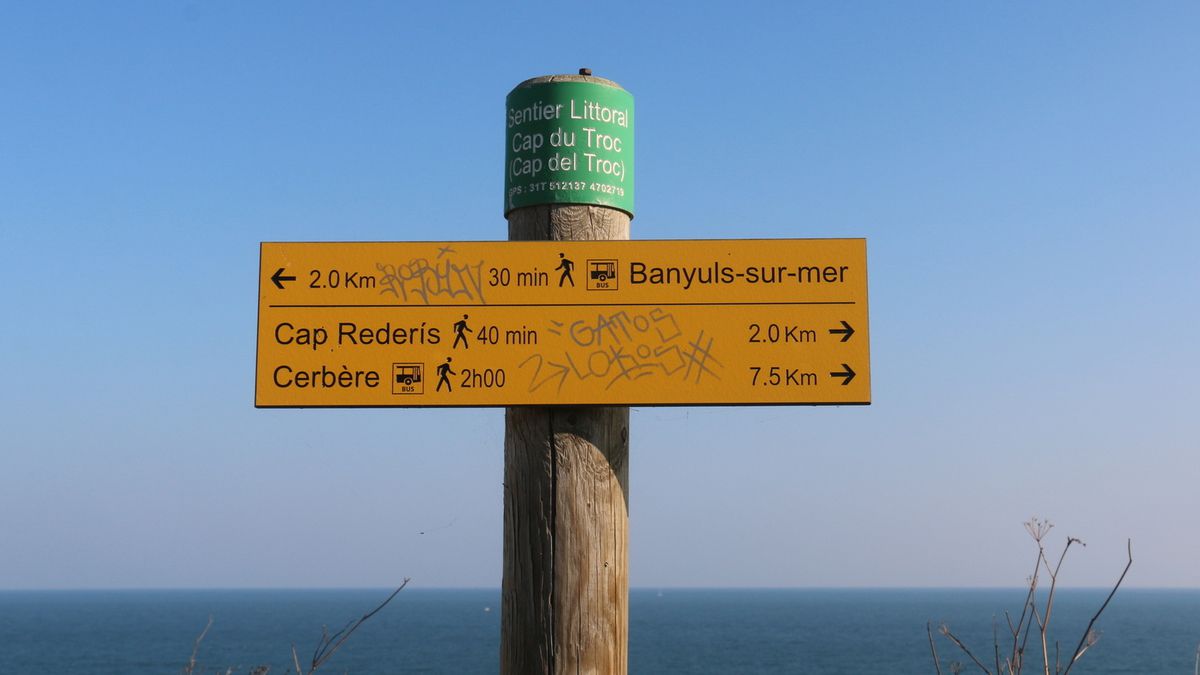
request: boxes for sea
[1,588,1197,674]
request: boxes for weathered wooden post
[501,70,633,674]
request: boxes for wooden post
[501,73,631,675]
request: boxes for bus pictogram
[587,259,618,290]
[392,363,424,394]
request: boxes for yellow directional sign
[256,240,870,407]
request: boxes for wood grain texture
[501,89,632,673]
[502,405,629,675]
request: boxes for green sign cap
[505,77,634,217]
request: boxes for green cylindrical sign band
[505,78,634,217]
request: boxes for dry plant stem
[933,522,1130,675]
[993,619,1001,675]
[1019,605,1037,672]
[1038,538,1080,675]
[928,622,944,675]
[182,583,407,674]
[1016,517,1052,670]
[941,624,993,675]
[1034,544,1053,675]
[306,579,411,673]
[1012,550,1042,668]
[1030,603,1046,673]
[1003,610,1022,673]
[1061,540,1133,675]
[183,615,213,675]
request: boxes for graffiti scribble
[523,308,722,393]
[376,256,487,305]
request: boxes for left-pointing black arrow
[830,364,856,386]
[271,267,296,290]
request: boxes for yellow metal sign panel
[256,240,870,407]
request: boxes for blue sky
[1,2,1197,589]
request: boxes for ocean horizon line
[4,585,1197,593]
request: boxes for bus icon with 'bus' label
[587,259,618,290]
[392,363,424,394]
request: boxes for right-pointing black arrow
[830,364,856,386]
[829,320,855,342]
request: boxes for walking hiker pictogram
[436,357,456,392]
[452,314,473,349]
[556,252,575,287]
